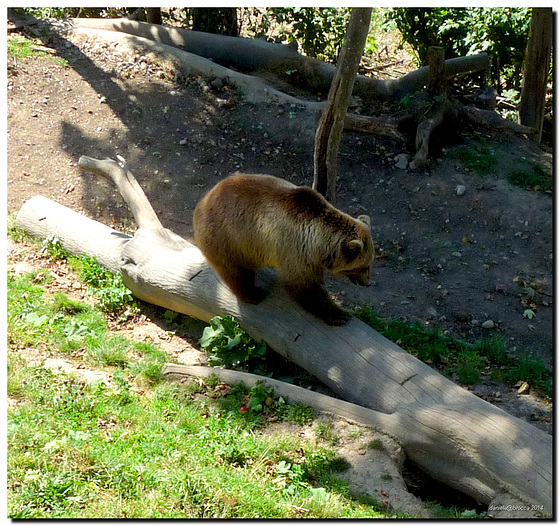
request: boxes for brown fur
[193,173,374,325]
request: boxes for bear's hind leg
[215,266,266,305]
[282,279,351,326]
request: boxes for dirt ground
[7,23,553,426]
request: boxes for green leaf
[24,312,49,327]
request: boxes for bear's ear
[357,215,371,229]
[343,239,364,261]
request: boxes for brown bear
[193,173,374,325]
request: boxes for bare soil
[7,25,552,431]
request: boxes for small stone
[517,381,530,395]
[451,251,462,258]
[427,307,437,318]
[495,283,508,295]
[210,77,223,90]
[454,309,471,323]
[394,153,410,170]
[481,320,495,329]
[456,185,466,196]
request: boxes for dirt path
[8,25,552,424]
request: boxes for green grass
[7,36,38,59]
[8,237,390,519]
[508,162,553,193]
[8,230,549,518]
[7,34,68,67]
[449,141,497,175]
[8,358,388,518]
[354,305,552,396]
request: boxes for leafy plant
[41,235,68,261]
[386,8,531,92]
[272,460,307,495]
[24,312,50,327]
[267,8,351,63]
[246,381,275,412]
[73,255,135,313]
[199,315,267,373]
[63,319,95,341]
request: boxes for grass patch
[449,141,497,175]
[69,255,136,314]
[354,305,552,396]
[8,34,69,67]
[8,237,390,519]
[508,163,553,193]
[8,356,388,518]
[7,36,39,60]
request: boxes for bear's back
[195,173,323,269]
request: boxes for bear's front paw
[322,309,352,326]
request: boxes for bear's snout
[349,272,371,287]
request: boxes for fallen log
[15,157,552,518]
[64,16,490,105]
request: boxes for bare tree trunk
[15,157,552,517]
[313,8,372,204]
[145,8,162,25]
[190,8,238,37]
[519,7,552,143]
[409,46,448,169]
[426,46,445,96]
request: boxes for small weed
[130,342,167,382]
[7,220,33,243]
[314,421,338,446]
[41,235,69,261]
[71,255,135,313]
[164,309,180,323]
[246,381,275,412]
[51,292,88,315]
[91,338,130,367]
[454,352,484,385]
[506,355,552,396]
[368,438,385,451]
[279,403,315,425]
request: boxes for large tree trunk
[519,7,552,143]
[313,8,371,203]
[15,157,552,518]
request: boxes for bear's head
[332,214,374,286]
